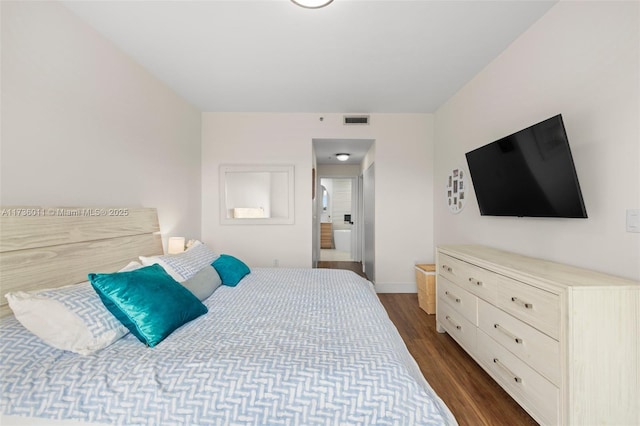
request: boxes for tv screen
[465,114,587,218]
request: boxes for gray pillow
[181,266,222,301]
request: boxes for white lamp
[291,0,334,9]
[167,237,186,254]
[336,153,350,162]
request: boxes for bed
[0,207,457,425]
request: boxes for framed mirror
[220,165,295,225]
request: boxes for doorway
[319,177,358,262]
[312,138,374,280]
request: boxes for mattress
[1,268,457,425]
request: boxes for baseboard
[374,281,417,293]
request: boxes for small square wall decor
[446,167,466,214]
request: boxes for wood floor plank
[317,261,367,278]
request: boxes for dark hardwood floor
[317,261,537,426]
[379,293,538,426]
[317,260,368,279]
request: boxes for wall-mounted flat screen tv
[465,114,587,218]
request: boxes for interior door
[363,163,375,283]
[352,175,363,262]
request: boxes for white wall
[434,1,639,280]
[317,164,361,177]
[202,113,434,291]
[1,1,202,248]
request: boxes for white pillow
[4,261,142,355]
[139,241,219,282]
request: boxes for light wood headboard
[0,207,164,317]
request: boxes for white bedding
[1,268,456,425]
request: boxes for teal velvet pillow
[88,264,208,347]
[212,254,251,287]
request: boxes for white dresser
[436,245,639,426]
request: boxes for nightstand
[415,263,436,314]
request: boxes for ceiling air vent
[343,115,370,125]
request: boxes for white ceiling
[61,0,556,114]
[313,138,374,165]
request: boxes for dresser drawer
[478,299,560,386]
[437,276,478,325]
[437,298,477,352]
[495,275,560,339]
[438,253,497,303]
[476,330,559,426]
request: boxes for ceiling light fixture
[291,0,334,9]
[336,153,350,162]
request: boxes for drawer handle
[494,323,523,344]
[441,264,453,273]
[511,296,533,309]
[493,358,522,384]
[445,315,462,330]
[468,277,483,286]
[445,291,461,303]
